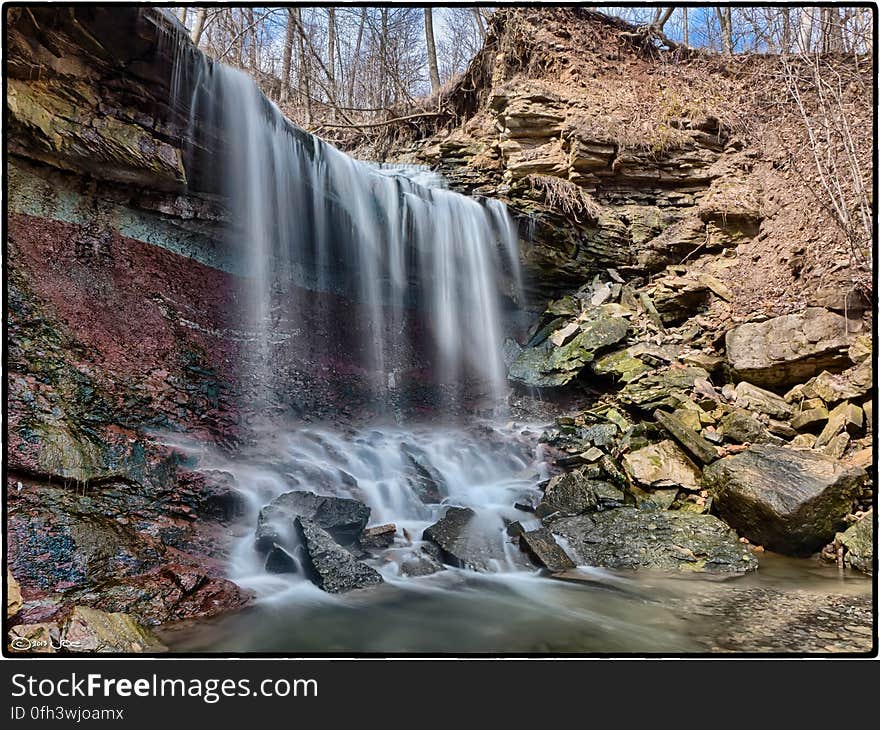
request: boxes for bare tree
[190,8,207,47]
[424,8,441,94]
[716,7,734,54]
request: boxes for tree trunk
[245,7,257,72]
[178,8,187,25]
[716,7,733,55]
[280,9,295,104]
[472,8,486,39]
[424,8,441,94]
[190,9,207,47]
[799,7,814,53]
[347,8,366,107]
[682,7,689,46]
[294,8,312,125]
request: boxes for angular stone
[766,419,798,439]
[519,527,576,572]
[551,509,757,573]
[7,570,22,619]
[734,382,794,419]
[619,366,710,411]
[360,524,396,550]
[399,546,445,577]
[623,439,701,490]
[821,432,850,459]
[537,468,625,517]
[60,606,167,653]
[654,409,719,464]
[807,361,872,404]
[725,308,854,388]
[591,347,651,383]
[509,306,629,388]
[720,410,780,445]
[815,402,863,448]
[838,512,873,575]
[295,517,383,593]
[791,406,829,431]
[264,544,298,574]
[422,507,529,572]
[704,445,866,555]
[255,490,370,553]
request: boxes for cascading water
[171,40,522,413]
[163,23,556,605]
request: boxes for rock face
[422,507,529,572]
[624,440,701,490]
[294,518,383,593]
[551,509,757,573]
[838,512,873,575]
[704,445,866,555]
[7,571,23,619]
[255,491,370,553]
[60,606,167,653]
[725,309,855,388]
[537,468,624,517]
[518,527,576,572]
[509,305,629,388]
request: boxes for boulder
[733,382,794,419]
[537,468,625,517]
[508,306,629,388]
[791,406,829,431]
[60,606,167,653]
[550,508,757,573]
[725,308,855,388]
[814,402,863,449]
[619,366,710,411]
[591,347,651,383]
[623,440,701,490]
[518,527,576,572]
[720,410,780,445]
[703,445,866,555]
[255,490,370,553]
[422,507,530,572]
[838,512,873,575]
[7,570,22,619]
[294,517,383,593]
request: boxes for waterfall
[169,42,522,413]
[161,25,548,600]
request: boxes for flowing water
[159,23,872,654]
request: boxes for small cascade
[169,40,523,413]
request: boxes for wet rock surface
[704,445,866,556]
[423,507,530,572]
[255,490,371,552]
[295,517,383,593]
[551,508,757,573]
[518,527,576,572]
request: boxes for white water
[162,34,556,600]
[171,44,522,409]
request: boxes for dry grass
[526,174,602,223]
